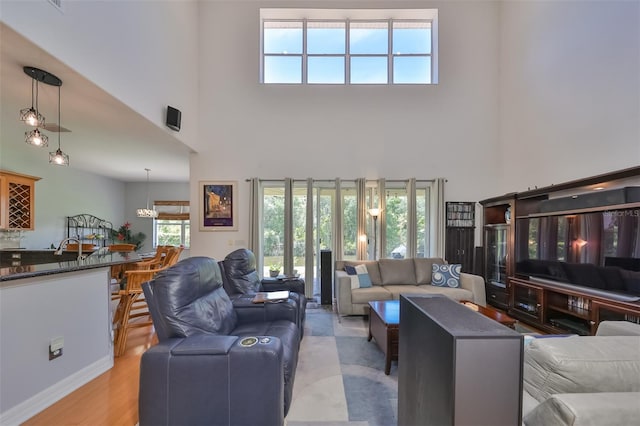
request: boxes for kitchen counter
[0,251,141,282]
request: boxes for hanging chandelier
[137,168,158,218]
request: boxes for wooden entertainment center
[480,166,640,335]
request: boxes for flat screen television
[515,207,640,300]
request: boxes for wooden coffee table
[460,300,516,328]
[368,300,399,375]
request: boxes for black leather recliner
[220,248,307,337]
[139,256,300,426]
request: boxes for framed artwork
[199,180,238,231]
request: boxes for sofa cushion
[416,285,474,302]
[148,256,238,338]
[378,258,416,285]
[351,286,392,304]
[345,264,372,288]
[431,264,461,288]
[382,285,427,300]
[523,336,640,403]
[344,260,382,285]
[523,392,640,426]
[414,258,445,284]
[222,248,262,294]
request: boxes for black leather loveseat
[138,256,300,426]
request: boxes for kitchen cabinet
[0,170,41,230]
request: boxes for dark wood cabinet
[445,227,474,273]
[510,277,640,335]
[479,194,516,310]
[445,201,475,273]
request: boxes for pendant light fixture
[21,67,52,148]
[19,75,45,127]
[49,84,69,166]
[137,168,158,218]
[25,128,49,147]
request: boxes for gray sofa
[522,321,640,426]
[335,258,486,316]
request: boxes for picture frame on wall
[199,180,238,231]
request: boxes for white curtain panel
[433,178,446,258]
[357,178,367,260]
[284,178,294,274]
[378,178,386,260]
[333,178,343,262]
[305,178,314,296]
[407,178,417,259]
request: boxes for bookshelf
[445,202,475,227]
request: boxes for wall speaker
[166,106,181,131]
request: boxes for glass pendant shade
[49,148,69,166]
[25,128,49,147]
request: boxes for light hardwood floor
[23,326,157,426]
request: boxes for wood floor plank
[22,326,156,426]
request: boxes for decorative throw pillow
[431,264,462,288]
[344,265,357,276]
[345,264,372,289]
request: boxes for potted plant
[269,263,281,278]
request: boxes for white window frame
[153,201,190,248]
[260,8,439,85]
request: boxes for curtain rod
[245,178,438,183]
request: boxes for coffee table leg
[385,354,391,375]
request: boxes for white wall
[0,141,125,250]
[0,269,113,424]
[124,182,190,253]
[499,0,640,193]
[1,131,190,252]
[0,0,200,152]
[190,0,502,258]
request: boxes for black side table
[261,275,305,295]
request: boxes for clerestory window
[261,9,438,85]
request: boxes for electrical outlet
[49,336,64,360]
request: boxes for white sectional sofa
[522,321,640,426]
[334,258,486,316]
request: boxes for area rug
[286,307,398,426]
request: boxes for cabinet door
[0,175,7,229]
[0,172,39,230]
[510,282,543,324]
[445,228,475,272]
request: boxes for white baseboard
[0,355,114,426]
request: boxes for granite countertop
[0,251,142,282]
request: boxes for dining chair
[112,266,166,356]
[133,245,171,270]
[112,246,185,356]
